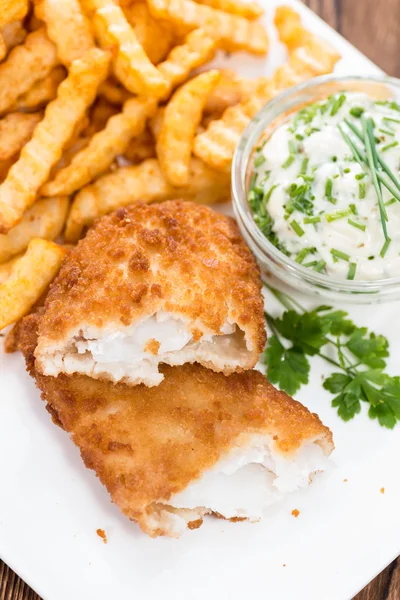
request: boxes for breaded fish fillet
[34,200,266,386]
[22,313,333,538]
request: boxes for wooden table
[1,1,400,599]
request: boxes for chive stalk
[330,248,351,261]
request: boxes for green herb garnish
[290,219,305,237]
[330,248,350,261]
[263,286,400,428]
[347,262,357,280]
[348,218,366,232]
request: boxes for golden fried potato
[147,0,269,55]
[0,48,110,233]
[83,0,169,97]
[0,254,21,284]
[1,19,26,51]
[123,128,156,164]
[64,158,230,241]
[0,196,69,263]
[12,67,66,112]
[42,96,157,196]
[148,106,165,141]
[0,239,66,330]
[193,36,341,171]
[0,112,42,161]
[0,0,28,27]
[0,28,58,115]
[0,33,6,61]
[204,69,256,116]
[274,5,311,50]
[98,78,132,105]
[34,0,95,65]
[122,2,175,64]
[85,98,120,135]
[194,0,263,19]
[157,29,217,101]
[157,70,220,186]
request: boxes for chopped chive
[362,116,389,241]
[304,215,321,224]
[326,196,338,204]
[304,260,318,267]
[290,220,305,237]
[359,182,366,198]
[380,238,391,257]
[330,248,350,261]
[282,155,295,169]
[295,133,304,141]
[264,184,278,203]
[325,178,333,197]
[250,172,257,189]
[330,93,346,116]
[300,157,309,174]
[378,128,395,137]
[325,209,351,222]
[332,156,338,162]
[355,172,367,180]
[381,141,399,152]
[349,203,357,214]
[337,123,364,166]
[349,106,365,118]
[347,262,357,280]
[383,117,400,124]
[288,140,297,154]
[295,248,309,263]
[254,153,265,167]
[348,218,366,232]
[314,260,326,272]
[344,168,351,173]
[385,197,396,206]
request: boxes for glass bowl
[232,74,400,303]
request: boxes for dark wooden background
[1,0,400,599]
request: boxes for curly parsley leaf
[264,335,310,396]
[273,310,330,355]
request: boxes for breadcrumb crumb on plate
[34,200,266,386]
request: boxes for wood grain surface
[1,1,399,599]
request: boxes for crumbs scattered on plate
[380,487,385,494]
[96,529,107,544]
[343,478,348,482]
[291,509,300,518]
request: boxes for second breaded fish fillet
[21,312,333,538]
[35,200,266,386]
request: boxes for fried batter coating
[35,200,266,385]
[21,312,333,538]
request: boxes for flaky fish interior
[21,312,333,539]
[34,200,266,386]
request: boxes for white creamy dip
[249,92,400,280]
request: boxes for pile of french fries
[0,0,340,332]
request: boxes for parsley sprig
[263,286,400,428]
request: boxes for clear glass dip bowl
[232,74,400,303]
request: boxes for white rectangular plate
[1,2,399,599]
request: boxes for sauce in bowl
[249,92,400,281]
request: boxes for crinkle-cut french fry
[12,67,66,112]
[0,33,6,61]
[157,29,217,101]
[122,2,175,64]
[98,78,132,105]
[42,96,157,196]
[0,239,66,330]
[194,0,263,19]
[0,48,110,233]
[0,155,17,183]
[193,37,341,171]
[0,196,69,262]
[85,98,120,135]
[64,157,230,241]
[0,254,21,284]
[274,5,311,50]
[0,28,58,115]
[149,107,165,141]
[33,0,95,66]
[157,70,220,186]
[147,0,268,55]
[204,69,258,116]
[82,0,169,97]
[0,0,29,27]
[123,128,156,164]
[0,112,42,161]
[1,20,26,51]
[50,137,91,177]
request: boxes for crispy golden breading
[35,200,265,376]
[20,311,333,537]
